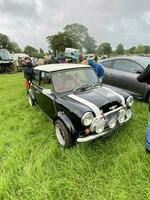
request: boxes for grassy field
[0,73,150,200]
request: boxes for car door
[35,71,56,119]
[101,59,115,85]
[104,59,146,97]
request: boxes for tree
[135,45,145,54]
[144,46,150,54]
[128,46,136,54]
[39,48,45,58]
[63,23,88,50]
[47,32,77,52]
[24,45,39,57]
[11,42,22,53]
[97,42,112,55]
[0,33,10,49]
[84,35,97,53]
[0,33,21,53]
[115,43,124,55]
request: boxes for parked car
[0,49,15,73]
[27,63,133,148]
[100,56,150,101]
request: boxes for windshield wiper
[92,81,101,88]
[73,84,92,93]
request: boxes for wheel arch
[53,112,77,140]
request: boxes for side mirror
[42,89,52,95]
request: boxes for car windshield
[52,68,99,93]
[0,49,12,61]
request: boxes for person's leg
[25,80,29,90]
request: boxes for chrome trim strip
[103,86,126,107]
[68,94,102,117]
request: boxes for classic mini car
[27,64,134,148]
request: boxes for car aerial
[100,56,150,101]
[27,63,133,148]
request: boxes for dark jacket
[137,64,150,84]
[23,63,33,80]
[88,60,104,78]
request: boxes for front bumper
[77,106,131,143]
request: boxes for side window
[32,70,39,85]
[101,60,113,68]
[113,59,143,73]
[40,71,53,90]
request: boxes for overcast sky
[0,0,150,51]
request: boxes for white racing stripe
[68,94,102,117]
[102,86,126,107]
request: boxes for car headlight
[90,117,106,134]
[81,112,94,126]
[126,96,134,107]
[118,109,126,124]
[108,115,117,129]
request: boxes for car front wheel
[55,120,73,148]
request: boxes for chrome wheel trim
[55,124,65,146]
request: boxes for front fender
[54,111,78,140]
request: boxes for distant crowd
[18,52,100,68]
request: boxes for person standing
[21,57,33,91]
[88,59,104,79]
[137,64,150,153]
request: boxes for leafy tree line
[47,23,150,56]
[0,33,45,58]
[1,23,150,58]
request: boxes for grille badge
[109,105,117,110]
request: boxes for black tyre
[145,92,150,103]
[27,93,34,106]
[55,120,73,148]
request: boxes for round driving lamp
[118,109,126,124]
[90,117,106,134]
[108,116,117,129]
[126,96,134,107]
[81,112,94,126]
[126,109,132,119]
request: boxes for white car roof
[34,63,90,72]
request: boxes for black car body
[100,56,150,101]
[28,64,133,148]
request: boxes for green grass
[0,73,150,200]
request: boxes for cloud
[0,0,150,50]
